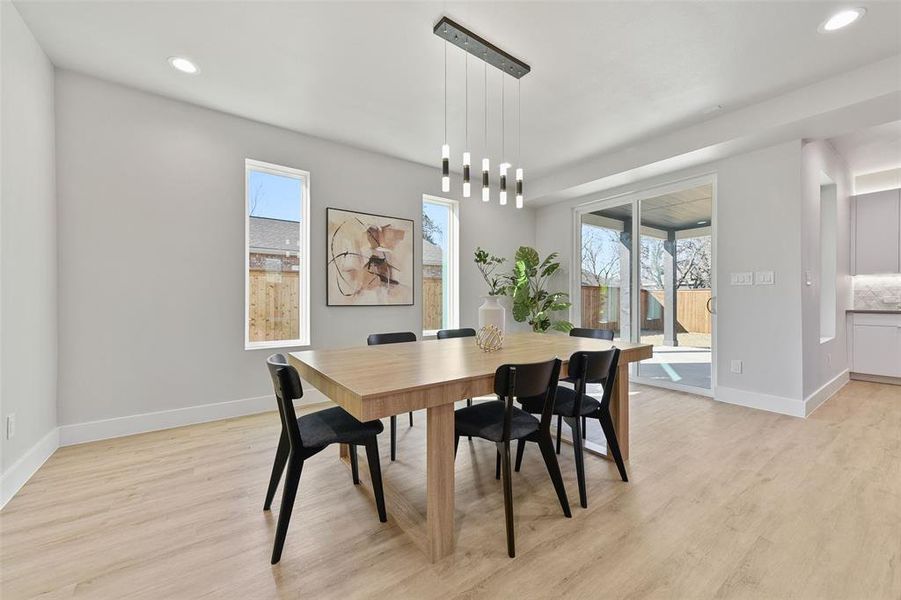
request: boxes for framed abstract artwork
[326,208,415,306]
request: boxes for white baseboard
[804,369,849,417]
[714,386,806,418]
[59,387,330,447]
[1,427,60,510]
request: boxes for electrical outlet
[6,414,15,440]
[731,360,743,374]
[882,295,900,305]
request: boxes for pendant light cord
[443,38,447,143]
[484,57,487,153]
[518,78,521,163]
[465,52,468,148]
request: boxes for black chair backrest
[436,328,476,339]
[267,354,305,449]
[367,331,417,345]
[570,327,614,341]
[566,348,621,417]
[494,358,562,440]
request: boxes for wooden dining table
[289,331,652,562]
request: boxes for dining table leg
[610,363,630,461]
[426,402,455,562]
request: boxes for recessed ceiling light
[697,220,708,225]
[819,8,865,32]
[168,56,199,74]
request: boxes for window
[422,195,459,335]
[245,159,310,349]
[819,173,837,342]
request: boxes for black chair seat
[297,407,384,448]
[520,386,602,417]
[454,400,540,442]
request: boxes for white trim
[804,369,849,417]
[715,386,805,418]
[58,389,329,447]
[422,194,460,335]
[244,158,311,350]
[1,428,60,510]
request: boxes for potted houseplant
[474,247,508,334]
[508,246,573,333]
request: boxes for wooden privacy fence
[423,277,443,331]
[581,286,711,334]
[248,270,300,342]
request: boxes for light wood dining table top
[289,331,652,420]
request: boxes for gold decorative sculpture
[476,324,504,352]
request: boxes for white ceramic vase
[478,295,506,335]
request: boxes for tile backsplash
[853,275,901,310]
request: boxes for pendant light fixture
[462,52,471,198]
[481,57,490,202]
[433,17,530,208]
[499,68,509,206]
[516,78,524,209]
[441,36,450,193]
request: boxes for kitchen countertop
[847,309,901,314]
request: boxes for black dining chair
[437,328,477,408]
[515,348,627,509]
[565,327,616,448]
[263,354,387,564]
[367,331,417,461]
[453,358,571,557]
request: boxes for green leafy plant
[474,247,508,296]
[508,246,573,333]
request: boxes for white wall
[800,141,852,402]
[536,141,810,413]
[54,71,535,428]
[855,168,901,195]
[0,4,58,482]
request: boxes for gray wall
[800,140,852,399]
[55,70,535,426]
[1,3,58,473]
[535,141,808,404]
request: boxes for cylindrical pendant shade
[481,158,490,202]
[515,167,523,208]
[441,144,450,192]
[499,163,509,206]
[462,151,471,198]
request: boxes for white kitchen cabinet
[853,189,901,275]
[851,313,901,377]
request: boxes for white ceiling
[14,1,901,179]
[830,120,901,175]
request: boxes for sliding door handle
[706,297,715,315]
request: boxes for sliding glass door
[578,179,715,394]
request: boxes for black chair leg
[495,450,501,480]
[537,433,572,518]
[514,438,526,472]
[566,417,588,509]
[264,431,289,510]
[349,444,360,485]
[497,441,516,558]
[582,416,588,439]
[466,398,472,407]
[364,439,388,522]
[390,415,397,462]
[271,456,303,564]
[599,411,628,482]
[409,411,413,427]
[555,414,562,454]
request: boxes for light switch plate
[731,360,743,374]
[730,272,753,286]
[882,295,900,304]
[755,271,775,285]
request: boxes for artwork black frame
[325,207,416,307]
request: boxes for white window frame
[422,194,460,337]
[244,158,311,350]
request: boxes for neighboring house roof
[249,216,299,254]
[423,239,442,266]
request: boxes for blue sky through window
[423,201,448,247]
[248,170,302,222]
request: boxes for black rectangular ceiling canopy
[433,16,531,79]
